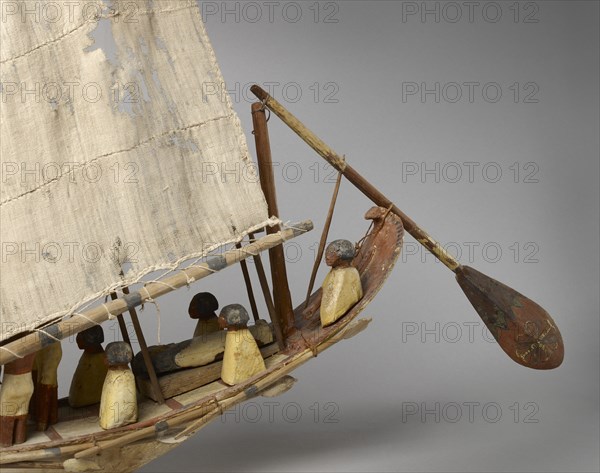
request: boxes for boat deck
[14,351,289,450]
[0,208,404,473]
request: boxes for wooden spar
[250,85,460,271]
[109,293,132,346]
[121,286,165,404]
[249,233,286,350]
[251,85,565,370]
[77,315,377,460]
[2,215,403,468]
[0,443,94,465]
[252,102,296,336]
[0,222,312,366]
[235,242,260,322]
[305,171,343,308]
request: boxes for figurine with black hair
[69,325,108,408]
[188,292,221,338]
[320,239,363,327]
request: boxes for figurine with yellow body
[0,352,36,447]
[99,342,137,430]
[219,304,266,385]
[32,342,62,431]
[320,239,363,327]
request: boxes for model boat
[0,1,564,472]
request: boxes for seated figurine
[132,320,273,378]
[99,342,137,430]
[189,292,221,338]
[0,353,36,447]
[320,239,363,327]
[32,342,62,431]
[219,304,266,386]
[69,326,108,408]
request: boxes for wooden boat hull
[0,208,404,472]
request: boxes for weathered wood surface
[236,243,260,322]
[247,233,286,350]
[305,171,342,308]
[0,222,313,366]
[252,102,295,337]
[292,208,404,350]
[137,343,279,402]
[251,85,565,371]
[259,375,297,398]
[0,210,403,472]
[131,322,273,378]
[70,315,395,471]
[120,286,164,404]
[250,85,457,271]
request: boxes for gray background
[55,1,599,472]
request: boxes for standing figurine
[99,342,137,430]
[189,292,221,338]
[320,239,363,327]
[69,326,108,408]
[219,304,266,386]
[33,342,62,431]
[0,353,36,447]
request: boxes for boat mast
[246,233,286,350]
[251,102,296,340]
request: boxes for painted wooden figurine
[0,352,36,447]
[132,320,272,377]
[189,292,221,338]
[69,325,108,408]
[320,239,363,327]
[99,342,137,430]
[219,304,266,386]
[32,342,62,431]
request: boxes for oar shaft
[251,85,460,272]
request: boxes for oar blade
[456,266,564,370]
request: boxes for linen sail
[0,0,273,342]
